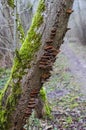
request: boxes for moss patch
[7,0,14,9]
[17,18,25,44]
[40,87,52,118]
[12,0,45,74]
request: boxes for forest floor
[43,41,86,130]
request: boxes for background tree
[0,0,38,67]
[0,0,74,130]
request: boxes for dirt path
[61,43,86,96]
[61,0,86,96]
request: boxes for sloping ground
[61,43,86,96]
[45,51,86,129]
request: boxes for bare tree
[0,0,35,67]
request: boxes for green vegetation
[7,0,14,9]
[12,0,45,75]
[17,18,25,44]
[40,87,52,118]
[0,0,45,129]
[66,116,72,124]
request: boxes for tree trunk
[0,0,74,130]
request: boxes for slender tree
[0,0,74,130]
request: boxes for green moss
[0,110,7,129]
[0,77,22,129]
[40,87,52,118]
[19,0,45,60]
[7,0,14,9]
[44,104,52,118]
[40,87,47,101]
[0,0,45,129]
[65,116,72,125]
[0,68,5,74]
[17,19,25,44]
[12,0,45,74]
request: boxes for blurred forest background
[0,0,38,68]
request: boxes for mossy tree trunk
[0,0,74,130]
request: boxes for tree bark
[0,0,74,130]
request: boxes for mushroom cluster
[66,8,74,14]
[22,89,39,127]
[39,27,60,84]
